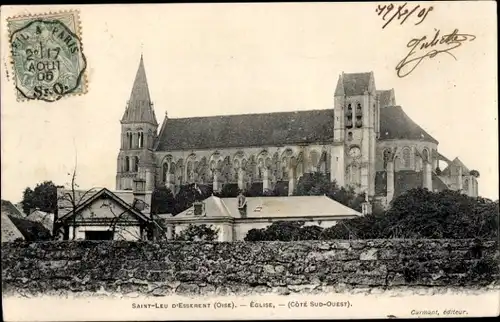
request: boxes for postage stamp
[7,10,87,102]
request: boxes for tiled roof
[441,157,470,176]
[156,105,438,151]
[1,199,26,219]
[335,72,372,96]
[156,110,335,151]
[177,195,362,219]
[1,212,24,242]
[376,89,396,108]
[121,55,158,125]
[7,215,52,241]
[379,106,438,144]
[27,210,55,232]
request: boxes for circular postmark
[10,19,87,102]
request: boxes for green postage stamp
[7,10,87,102]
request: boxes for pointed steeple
[121,55,158,125]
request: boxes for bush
[174,224,219,241]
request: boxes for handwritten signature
[395,29,476,78]
[376,3,433,29]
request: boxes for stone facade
[2,239,498,297]
[115,58,480,207]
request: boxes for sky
[1,2,498,203]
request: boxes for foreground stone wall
[2,239,499,297]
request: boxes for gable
[75,197,140,222]
[58,188,150,223]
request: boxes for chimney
[133,177,146,202]
[193,201,204,216]
[237,193,247,218]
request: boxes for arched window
[134,156,139,172]
[309,151,319,171]
[127,132,133,149]
[401,147,411,168]
[383,149,391,169]
[348,163,361,187]
[346,104,353,129]
[463,178,469,192]
[347,131,353,141]
[124,156,130,172]
[163,163,169,182]
[422,148,429,162]
[138,132,144,148]
[355,103,363,128]
[187,160,194,181]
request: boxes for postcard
[1,2,498,321]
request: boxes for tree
[244,188,498,241]
[173,183,212,215]
[294,172,365,212]
[151,186,176,215]
[244,221,324,241]
[174,224,219,241]
[56,154,98,240]
[322,188,498,240]
[20,181,58,215]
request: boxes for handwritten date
[376,3,433,29]
[395,29,476,78]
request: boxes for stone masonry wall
[2,239,499,297]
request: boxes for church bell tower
[331,72,378,197]
[116,55,158,191]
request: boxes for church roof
[335,72,373,96]
[376,89,396,108]
[121,55,158,125]
[440,157,470,176]
[156,105,438,150]
[379,106,438,144]
[156,109,335,151]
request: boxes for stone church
[115,56,480,207]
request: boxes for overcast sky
[1,2,497,202]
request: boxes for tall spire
[121,55,158,125]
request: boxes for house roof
[334,72,374,96]
[1,212,25,242]
[57,188,151,223]
[379,106,438,144]
[121,55,158,125]
[156,109,335,151]
[1,199,26,219]
[27,210,55,231]
[176,195,362,219]
[4,215,52,241]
